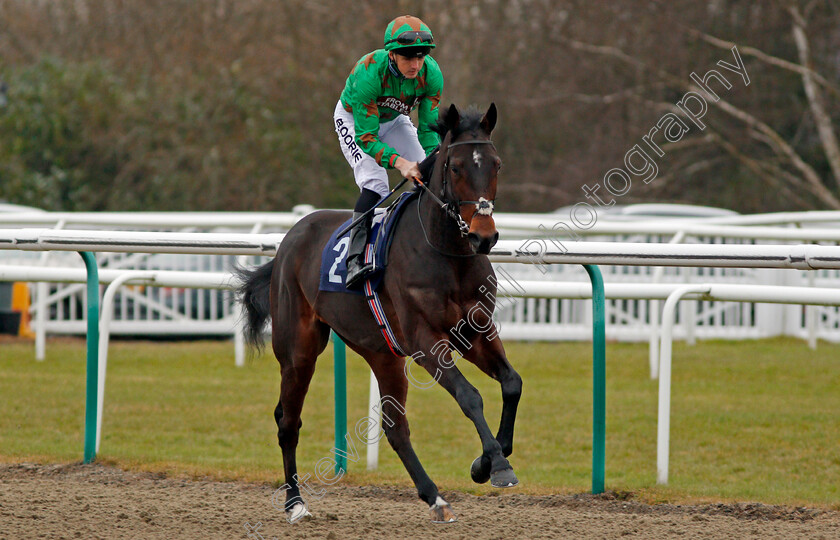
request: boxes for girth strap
[362,243,407,357]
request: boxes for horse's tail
[232,260,274,351]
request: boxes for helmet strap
[387,53,405,79]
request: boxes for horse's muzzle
[467,215,499,254]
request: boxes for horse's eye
[450,166,459,175]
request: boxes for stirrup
[345,257,373,290]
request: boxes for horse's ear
[480,102,497,134]
[444,103,460,132]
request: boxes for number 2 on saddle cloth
[318,191,419,356]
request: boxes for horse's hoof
[470,455,491,484]
[285,502,313,524]
[490,468,519,488]
[429,496,457,523]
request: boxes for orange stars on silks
[429,90,441,110]
[392,16,422,32]
[415,72,427,91]
[381,70,391,90]
[364,100,379,118]
[374,148,385,165]
[360,133,377,145]
[362,53,377,70]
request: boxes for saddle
[319,190,419,295]
[318,151,436,357]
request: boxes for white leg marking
[286,502,312,524]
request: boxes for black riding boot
[345,211,374,290]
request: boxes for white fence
[3,210,840,346]
[3,227,840,488]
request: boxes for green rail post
[332,332,348,474]
[583,264,606,494]
[79,252,99,464]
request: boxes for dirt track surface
[1,463,839,539]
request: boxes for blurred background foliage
[1,0,839,213]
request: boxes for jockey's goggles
[386,30,434,47]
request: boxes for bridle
[414,137,497,237]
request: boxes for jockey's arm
[417,59,444,156]
[351,98,418,180]
[351,84,402,170]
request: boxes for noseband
[416,138,497,237]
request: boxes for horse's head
[433,103,501,254]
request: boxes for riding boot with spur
[345,211,374,290]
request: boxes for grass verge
[1,336,838,509]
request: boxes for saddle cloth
[318,190,418,295]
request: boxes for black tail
[233,260,274,351]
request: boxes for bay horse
[236,103,522,523]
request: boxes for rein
[414,178,470,236]
[416,190,476,258]
[414,138,497,238]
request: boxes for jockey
[335,15,443,290]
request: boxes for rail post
[584,264,606,494]
[79,252,99,464]
[333,332,348,474]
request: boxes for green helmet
[383,15,436,52]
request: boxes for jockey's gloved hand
[395,156,421,182]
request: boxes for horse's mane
[417,106,486,184]
[429,105,485,140]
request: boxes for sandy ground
[1,462,838,540]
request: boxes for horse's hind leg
[271,285,330,522]
[361,350,457,523]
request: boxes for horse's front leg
[463,335,522,484]
[413,339,519,488]
[362,350,457,523]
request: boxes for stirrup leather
[344,212,373,290]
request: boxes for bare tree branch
[660,133,716,152]
[762,162,820,206]
[788,5,840,188]
[709,131,813,209]
[517,84,668,107]
[659,86,838,206]
[803,0,821,19]
[683,156,727,177]
[560,32,840,208]
[559,37,686,88]
[683,26,840,100]
[642,157,725,193]
[712,93,840,207]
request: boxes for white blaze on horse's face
[473,149,482,168]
